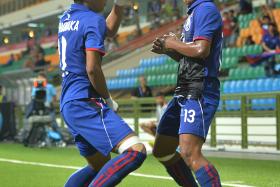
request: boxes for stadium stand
[1,1,280,110]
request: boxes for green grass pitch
[0,143,279,187]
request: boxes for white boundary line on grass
[0,158,256,187]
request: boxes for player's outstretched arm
[106,0,130,37]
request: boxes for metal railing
[12,92,280,150]
[116,92,280,150]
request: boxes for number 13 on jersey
[183,109,196,123]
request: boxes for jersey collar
[70,3,90,12]
[187,0,213,14]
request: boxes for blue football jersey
[58,3,106,110]
[182,0,223,78]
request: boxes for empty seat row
[228,66,265,80]
[221,57,238,70]
[117,61,178,78]
[107,73,178,90]
[117,68,145,78]
[139,55,169,67]
[147,74,177,87]
[220,78,280,111]
[107,78,138,90]
[223,45,262,57]
[223,78,280,94]
[144,64,178,75]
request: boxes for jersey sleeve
[193,5,222,41]
[84,15,106,56]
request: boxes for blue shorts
[61,99,133,157]
[157,97,218,139]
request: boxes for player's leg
[62,100,111,187]
[153,98,198,187]
[63,134,111,187]
[89,135,146,187]
[179,99,221,187]
[87,102,146,187]
[140,121,157,136]
[65,154,110,187]
[179,134,221,187]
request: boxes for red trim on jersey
[86,48,106,56]
[193,36,211,42]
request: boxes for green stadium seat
[239,68,247,79]
[236,47,243,56]
[150,76,157,86]
[159,74,167,86]
[242,46,249,55]
[171,74,177,84]
[155,66,161,74]
[166,58,175,64]
[223,48,230,57]
[221,58,228,69]
[247,67,255,79]
[162,64,169,73]
[227,48,234,56]
[256,66,265,78]
[172,64,178,72]
[255,45,261,54]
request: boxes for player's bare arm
[156,34,212,59]
[151,37,184,62]
[106,0,130,37]
[106,4,124,37]
[86,50,110,99]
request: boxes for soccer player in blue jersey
[151,0,223,186]
[58,0,146,186]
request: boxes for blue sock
[166,158,198,187]
[195,164,221,187]
[89,150,146,187]
[65,165,97,187]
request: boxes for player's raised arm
[106,0,130,37]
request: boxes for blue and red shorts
[61,99,133,157]
[157,96,218,139]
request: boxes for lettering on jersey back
[59,21,80,33]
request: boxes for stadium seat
[272,78,280,91]
[242,80,250,92]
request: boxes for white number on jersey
[184,109,196,123]
[58,36,69,77]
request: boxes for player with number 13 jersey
[151,0,223,186]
